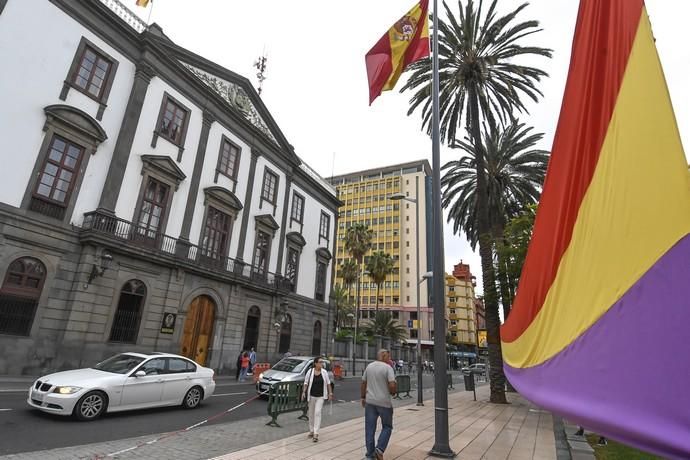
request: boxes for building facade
[446,262,478,351]
[328,161,432,341]
[0,0,339,375]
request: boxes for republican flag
[501,0,690,458]
[365,0,429,105]
[135,0,150,7]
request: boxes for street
[0,373,452,455]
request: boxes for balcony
[80,211,293,293]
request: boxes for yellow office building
[328,161,433,340]
[446,261,478,349]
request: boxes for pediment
[316,247,332,261]
[203,186,243,212]
[141,154,186,188]
[255,214,280,231]
[286,231,307,248]
[44,104,107,144]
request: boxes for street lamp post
[389,176,428,406]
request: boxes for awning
[403,339,435,347]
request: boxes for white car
[27,352,215,420]
[256,356,333,397]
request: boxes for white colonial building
[0,0,339,375]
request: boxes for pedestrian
[284,350,292,358]
[249,347,257,374]
[301,356,334,442]
[239,351,250,382]
[235,350,243,381]
[361,349,397,460]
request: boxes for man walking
[361,349,397,460]
[248,347,256,374]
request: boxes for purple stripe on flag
[505,234,690,460]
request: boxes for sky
[132,0,689,293]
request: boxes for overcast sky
[133,0,689,293]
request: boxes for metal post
[414,175,423,406]
[429,0,454,456]
[352,267,361,376]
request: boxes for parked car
[461,363,487,376]
[256,356,334,397]
[27,352,215,420]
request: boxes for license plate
[32,391,43,402]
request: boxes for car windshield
[93,354,146,374]
[271,358,309,373]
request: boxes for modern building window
[312,321,322,355]
[200,206,231,260]
[0,257,46,336]
[60,37,119,120]
[392,311,399,320]
[135,177,170,245]
[152,93,190,160]
[253,230,270,275]
[279,314,292,354]
[290,192,305,229]
[319,212,330,245]
[406,295,410,302]
[285,247,300,292]
[216,137,240,184]
[260,168,279,207]
[30,135,85,220]
[109,280,146,343]
[242,306,261,351]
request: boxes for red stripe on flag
[501,0,644,342]
[366,34,394,105]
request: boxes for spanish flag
[135,0,150,7]
[502,0,690,457]
[365,0,429,105]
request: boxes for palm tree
[363,311,408,342]
[340,259,359,304]
[332,284,352,331]
[344,223,374,372]
[365,251,395,314]
[442,122,548,319]
[402,0,551,403]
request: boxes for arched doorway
[243,306,261,351]
[181,295,215,365]
[109,280,146,343]
[278,314,292,354]
[0,257,46,336]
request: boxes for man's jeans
[365,403,393,457]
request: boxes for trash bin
[463,373,475,391]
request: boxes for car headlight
[53,386,83,395]
[259,373,264,380]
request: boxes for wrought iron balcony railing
[81,211,293,293]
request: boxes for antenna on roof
[254,47,268,96]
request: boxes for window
[449,286,455,292]
[410,329,418,338]
[253,230,270,275]
[319,212,330,244]
[0,257,46,336]
[279,314,292,353]
[135,177,170,244]
[72,45,113,100]
[406,241,410,247]
[410,312,418,321]
[392,311,399,320]
[450,309,456,314]
[216,137,240,183]
[154,93,190,152]
[449,297,456,302]
[406,296,410,302]
[30,135,84,220]
[201,207,231,260]
[139,358,166,375]
[61,37,119,120]
[312,321,322,355]
[260,169,279,206]
[109,280,146,343]
[315,261,327,301]
[285,248,300,292]
[290,193,305,227]
[243,306,261,350]
[168,358,196,373]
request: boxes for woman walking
[239,351,250,382]
[302,356,333,442]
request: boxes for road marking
[0,408,12,412]
[0,389,27,393]
[211,392,248,397]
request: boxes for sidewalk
[214,385,558,460]
[0,384,560,460]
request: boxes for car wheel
[74,391,107,421]
[182,386,203,409]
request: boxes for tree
[494,205,536,309]
[442,122,548,318]
[402,0,551,403]
[344,223,374,369]
[363,311,408,342]
[339,259,359,304]
[365,251,395,314]
[332,284,352,331]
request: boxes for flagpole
[146,0,154,26]
[429,0,454,456]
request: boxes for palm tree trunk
[375,284,380,314]
[469,88,507,404]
